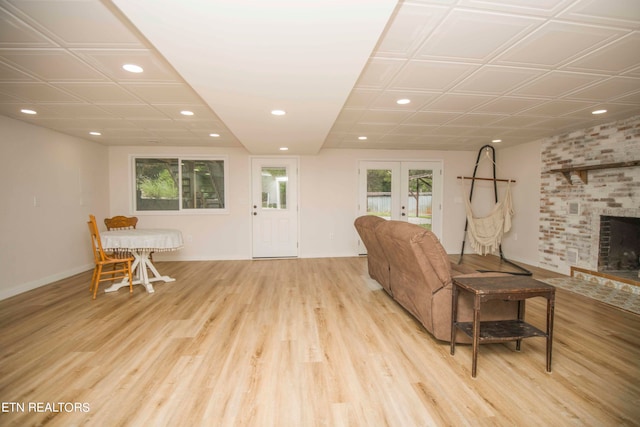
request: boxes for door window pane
[262,167,288,209]
[366,169,392,218]
[407,169,432,230]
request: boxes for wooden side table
[450,275,555,378]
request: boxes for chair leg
[93,265,103,300]
[90,266,98,293]
[126,260,133,294]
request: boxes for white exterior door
[252,157,298,258]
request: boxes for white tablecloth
[100,228,183,294]
[101,229,183,252]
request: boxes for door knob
[253,212,257,216]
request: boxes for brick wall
[539,114,640,273]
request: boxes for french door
[251,157,299,258]
[358,160,442,248]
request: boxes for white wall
[107,146,480,260]
[498,140,543,266]
[0,116,110,299]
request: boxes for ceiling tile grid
[0,0,241,147]
[0,0,638,152]
[331,0,640,150]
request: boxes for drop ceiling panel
[511,71,605,97]
[496,21,625,67]
[0,82,81,103]
[613,91,640,104]
[5,0,144,47]
[394,124,441,136]
[0,49,107,81]
[0,5,56,48]
[121,83,201,104]
[36,104,115,119]
[565,33,640,74]
[96,104,169,120]
[152,104,220,121]
[453,66,545,94]
[76,50,178,82]
[358,109,414,125]
[559,0,640,29]
[421,94,494,112]
[472,96,547,114]
[458,0,574,17]
[350,122,397,134]
[445,113,506,126]
[489,115,546,128]
[567,77,640,101]
[369,91,440,111]
[389,61,479,91]
[416,9,542,62]
[403,111,461,126]
[0,61,36,81]
[55,82,141,103]
[523,100,595,116]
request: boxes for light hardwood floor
[0,256,638,426]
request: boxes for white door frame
[251,157,299,258]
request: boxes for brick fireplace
[539,114,640,280]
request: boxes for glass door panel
[406,168,433,230]
[359,162,400,221]
[261,167,288,210]
[359,160,442,236]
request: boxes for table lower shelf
[455,320,547,343]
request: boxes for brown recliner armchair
[357,217,519,343]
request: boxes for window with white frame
[134,157,227,212]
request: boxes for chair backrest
[104,215,138,230]
[354,215,390,292]
[88,214,108,263]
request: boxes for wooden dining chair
[104,215,149,260]
[88,215,134,300]
[104,215,138,230]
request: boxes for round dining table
[100,228,183,294]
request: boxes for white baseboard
[0,264,93,301]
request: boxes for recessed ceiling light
[209,133,220,137]
[21,109,37,115]
[180,110,194,116]
[122,64,143,73]
[271,109,286,116]
[492,139,502,143]
[279,147,289,151]
[358,136,368,140]
[89,131,101,136]
[396,98,411,105]
[592,109,607,115]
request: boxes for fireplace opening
[598,216,640,281]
